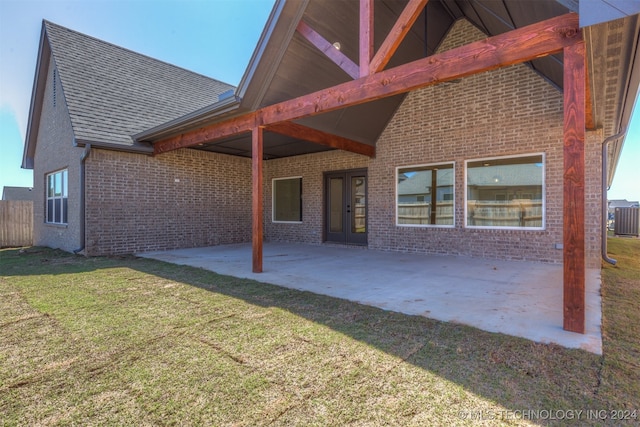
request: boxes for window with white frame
[466,154,544,229]
[46,169,68,225]
[273,177,302,222]
[397,162,454,226]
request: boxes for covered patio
[139,243,602,354]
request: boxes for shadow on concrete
[139,243,602,354]
[130,248,604,417]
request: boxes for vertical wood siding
[0,201,34,247]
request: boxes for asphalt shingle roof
[44,21,234,147]
[2,186,34,201]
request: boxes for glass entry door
[324,169,367,245]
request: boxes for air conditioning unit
[614,207,639,236]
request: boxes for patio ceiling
[138,0,639,178]
[139,0,580,160]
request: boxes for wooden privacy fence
[468,200,542,227]
[0,200,33,247]
[397,201,454,225]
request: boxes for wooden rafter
[266,122,375,157]
[154,13,581,155]
[360,0,374,77]
[369,0,429,74]
[563,40,586,333]
[296,20,359,80]
[258,13,581,125]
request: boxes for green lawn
[1,240,638,426]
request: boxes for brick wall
[264,151,369,244]
[78,17,602,268]
[33,58,83,252]
[585,130,604,269]
[262,18,602,268]
[84,148,252,255]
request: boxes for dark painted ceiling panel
[194,0,572,160]
[424,1,457,54]
[469,1,514,33]
[477,0,514,27]
[503,0,569,28]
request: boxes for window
[46,169,68,225]
[466,154,544,229]
[273,177,302,222]
[397,163,454,226]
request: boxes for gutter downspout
[602,129,625,265]
[74,143,91,254]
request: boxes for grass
[0,240,638,426]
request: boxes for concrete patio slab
[138,243,602,354]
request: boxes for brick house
[23,0,640,333]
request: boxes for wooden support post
[563,40,586,333]
[370,0,428,73]
[252,126,264,273]
[360,0,374,77]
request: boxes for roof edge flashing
[22,21,51,170]
[236,0,310,110]
[74,138,154,154]
[133,95,243,142]
[236,0,287,99]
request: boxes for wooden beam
[252,126,264,273]
[154,13,581,154]
[258,13,581,125]
[563,41,586,333]
[154,114,255,155]
[370,0,429,74]
[360,0,374,77]
[296,20,359,80]
[266,122,375,157]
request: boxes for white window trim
[464,153,546,231]
[395,162,455,228]
[272,176,303,224]
[45,168,68,225]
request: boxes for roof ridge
[42,20,236,89]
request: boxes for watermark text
[457,409,638,421]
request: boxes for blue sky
[0,0,275,189]
[1,0,639,203]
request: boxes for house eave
[133,96,243,143]
[235,0,310,111]
[74,138,154,154]
[22,21,51,170]
[133,0,309,146]
[584,13,640,186]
